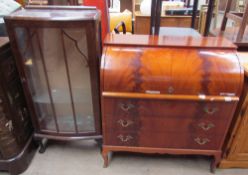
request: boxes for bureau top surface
[104,34,237,49]
[0,37,9,48]
[4,6,100,21]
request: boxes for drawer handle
[194,137,210,145]
[198,122,215,131]
[117,134,133,142]
[204,107,218,115]
[168,86,174,94]
[119,103,134,112]
[117,119,134,128]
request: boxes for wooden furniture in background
[219,52,248,168]
[150,0,199,35]
[5,6,102,153]
[198,0,219,35]
[215,0,248,48]
[101,34,243,172]
[149,0,216,36]
[120,0,133,12]
[222,0,248,42]
[0,37,35,175]
[134,11,199,34]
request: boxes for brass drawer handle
[198,122,215,131]
[117,119,134,128]
[204,107,218,115]
[117,134,133,142]
[119,103,134,112]
[194,137,210,145]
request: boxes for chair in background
[220,0,248,44]
[110,10,133,34]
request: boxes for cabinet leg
[102,148,110,168]
[210,154,221,173]
[38,138,48,154]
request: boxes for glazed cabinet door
[13,26,100,135]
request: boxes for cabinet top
[104,34,237,50]
[4,6,100,22]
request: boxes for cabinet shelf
[33,88,92,104]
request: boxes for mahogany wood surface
[101,34,243,172]
[104,34,237,49]
[102,40,242,96]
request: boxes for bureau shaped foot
[102,147,111,168]
[210,153,221,173]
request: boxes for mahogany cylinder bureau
[0,37,34,175]
[4,6,102,152]
[101,34,244,172]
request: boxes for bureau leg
[210,154,221,173]
[38,138,48,154]
[102,148,110,168]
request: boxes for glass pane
[62,28,95,132]
[15,27,95,133]
[15,27,57,131]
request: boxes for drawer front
[105,114,228,135]
[104,131,222,150]
[103,98,235,120]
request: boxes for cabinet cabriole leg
[38,138,48,154]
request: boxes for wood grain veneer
[101,34,243,172]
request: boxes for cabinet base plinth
[0,136,36,175]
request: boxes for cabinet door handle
[119,103,134,112]
[204,107,218,115]
[117,135,133,142]
[117,119,134,128]
[198,122,215,131]
[194,137,210,145]
[168,86,174,94]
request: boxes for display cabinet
[5,6,102,152]
[0,37,35,175]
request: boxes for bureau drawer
[103,98,236,119]
[104,114,228,135]
[104,131,222,150]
